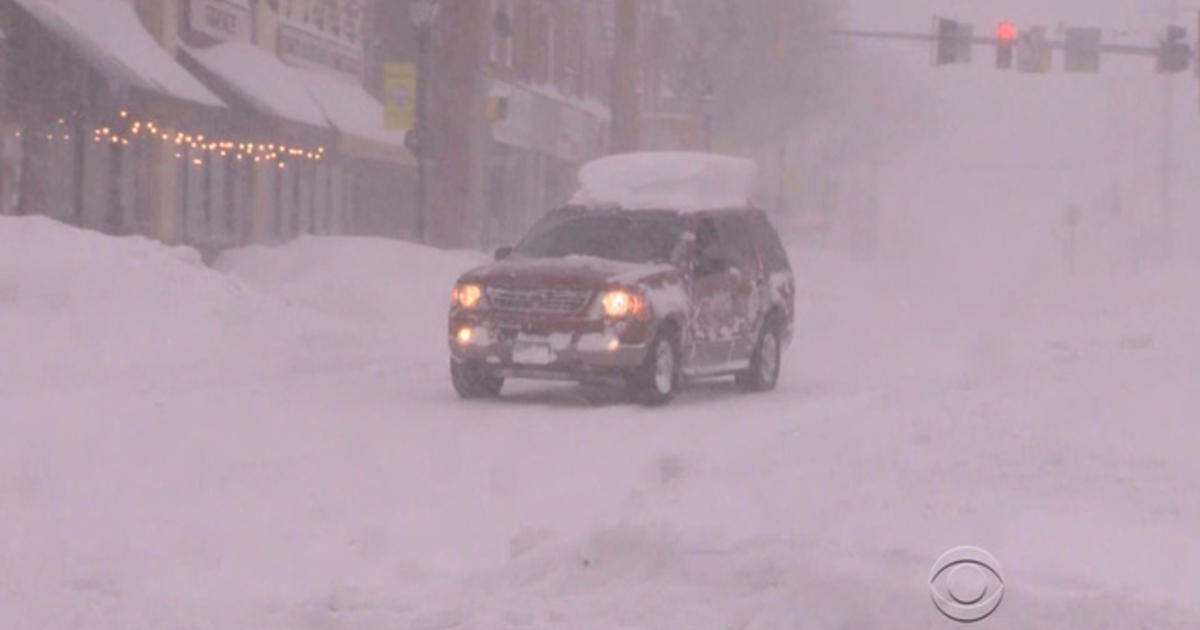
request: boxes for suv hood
[459,254,676,290]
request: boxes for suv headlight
[452,283,483,309]
[601,289,648,319]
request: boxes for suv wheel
[451,359,504,399]
[736,317,782,393]
[628,328,680,406]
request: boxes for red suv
[447,202,795,405]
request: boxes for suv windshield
[514,211,686,264]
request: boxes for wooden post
[611,0,639,152]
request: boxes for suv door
[714,211,764,362]
[746,209,795,343]
[686,215,738,367]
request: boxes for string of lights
[15,109,328,171]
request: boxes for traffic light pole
[1162,73,1175,260]
[1161,0,1179,259]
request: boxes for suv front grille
[486,286,593,315]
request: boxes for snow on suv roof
[569,151,759,212]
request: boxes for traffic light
[935,18,958,64]
[1158,24,1191,73]
[1064,27,1102,73]
[935,18,972,65]
[995,21,1016,69]
[1017,25,1052,73]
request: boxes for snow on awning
[182,43,414,166]
[10,0,224,108]
[571,151,760,212]
[180,42,328,128]
[296,69,415,167]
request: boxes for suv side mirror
[494,246,513,261]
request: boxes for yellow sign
[383,62,417,130]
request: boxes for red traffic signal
[996,21,1017,69]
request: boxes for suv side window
[715,212,759,275]
[747,211,790,273]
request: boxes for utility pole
[428,0,487,248]
[611,0,639,152]
[409,1,441,244]
[1161,0,1179,260]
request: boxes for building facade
[0,0,227,246]
[0,0,704,254]
[480,0,614,248]
[171,0,417,246]
[471,0,699,249]
[0,0,414,258]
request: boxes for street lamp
[700,85,715,152]
[409,0,441,243]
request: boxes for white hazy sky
[827,0,1200,184]
[805,0,1200,277]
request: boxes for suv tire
[451,359,504,399]
[736,316,782,393]
[628,328,680,406]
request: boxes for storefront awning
[297,69,415,167]
[9,0,224,108]
[182,42,414,167]
[180,41,327,128]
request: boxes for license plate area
[512,337,555,365]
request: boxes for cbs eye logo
[928,546,1006,623]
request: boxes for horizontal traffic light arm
[831,28,1167,57]
[829,29,944,43]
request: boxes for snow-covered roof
[10,0,224,108]
[181,42,328,127]
[570,151,760,212]
[295,69,410,149]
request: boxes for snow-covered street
[3,215,1199,629]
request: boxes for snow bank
[570,151,759,211]
[213,235,487,365]
[0,215,488,393]
[0,216,330,391]
[401,522,1195,630]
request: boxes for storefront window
[183,146,205,242]
[1,123,23,215]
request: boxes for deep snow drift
[3,215,1199,629]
